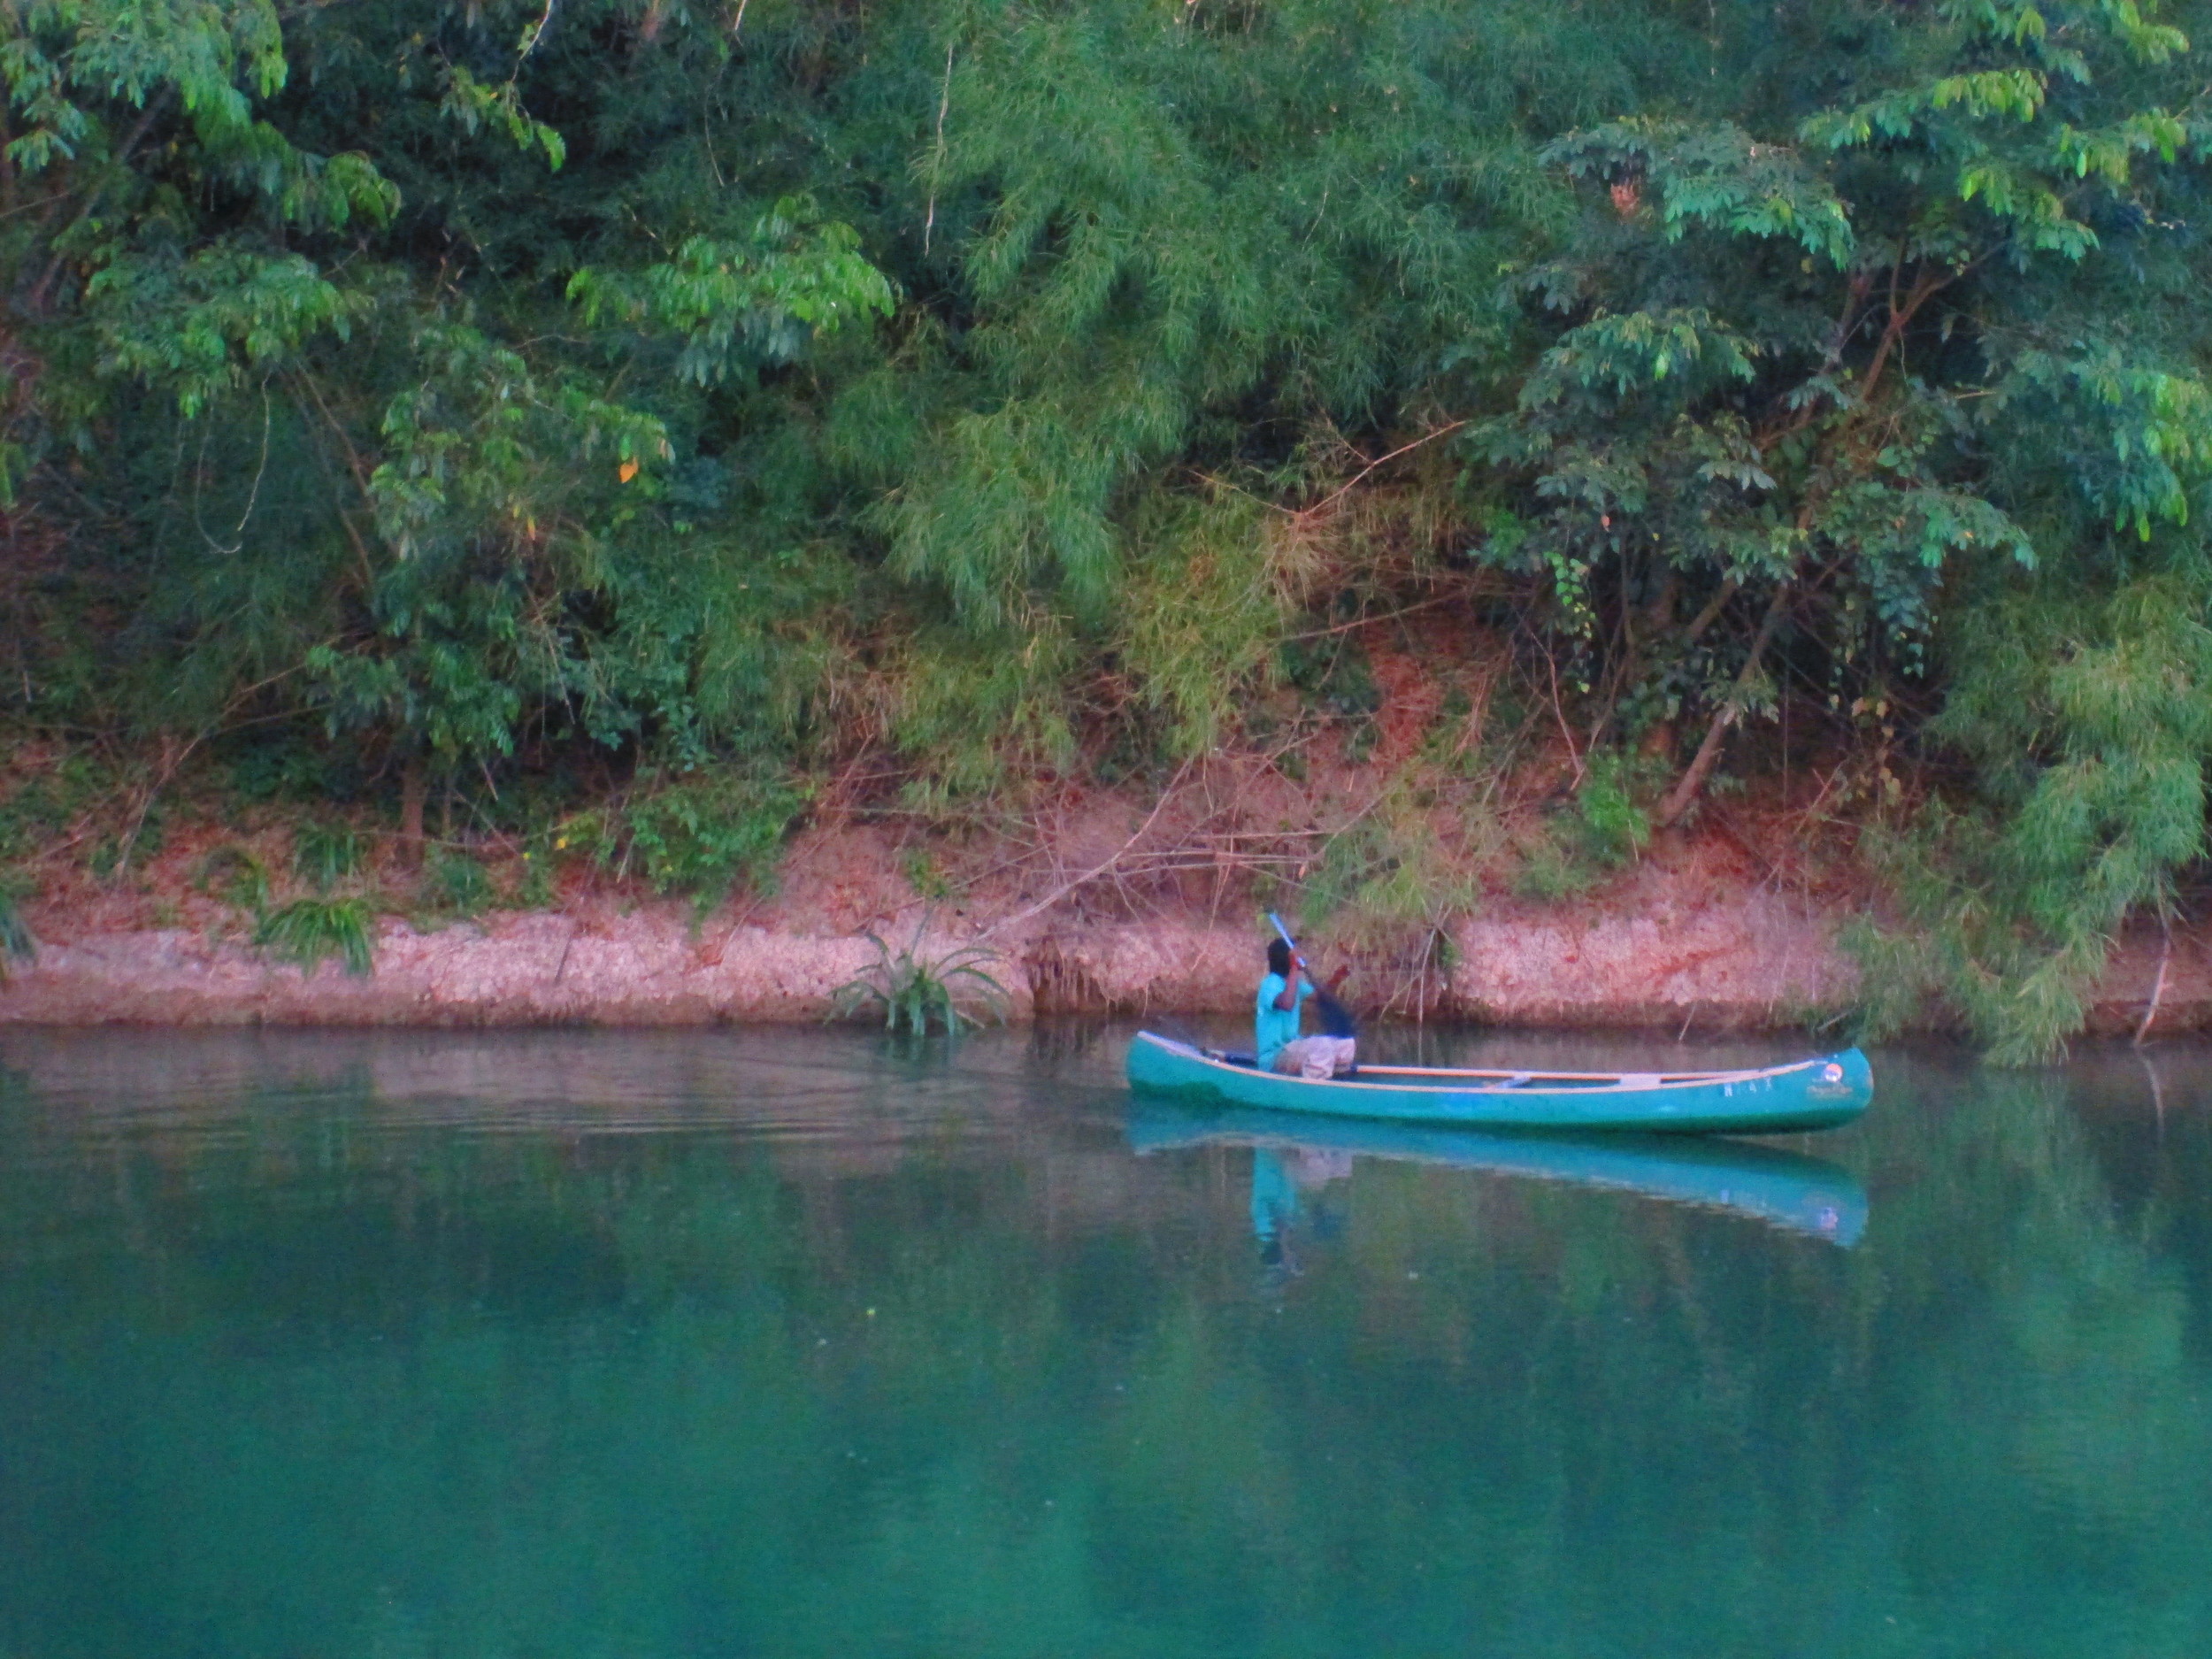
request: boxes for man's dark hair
[1266,937,1293,976]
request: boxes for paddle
[1149,1013,1224,1054]
[1268,912,1357,1039]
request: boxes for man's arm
[1272,953,1313,1010]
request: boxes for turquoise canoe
[1126,1103,1868,1243]
[1125,1031,1871,1134]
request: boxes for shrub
[426,851,494,916]
[1571,754,1650,868]
[1515,755,1653,901]
[515,847,557,909]
[1513,833,1598,902]
[833,918,1008,1035]
[0,773,74,861]
[255,897,375,977]
[624,770,809,907]
[90,809,166,879]
[901,846,953,902]
[294,822,365,890]
[227,737,337,803]
[196,846,272,914]
[0,880,35,979]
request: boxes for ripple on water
[0,1028,2208,1659]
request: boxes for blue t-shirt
[1255,972,1310,1069]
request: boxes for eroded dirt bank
[4,843,2202,1035]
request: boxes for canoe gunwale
[1170,1048,1834,1095]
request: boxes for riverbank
[4,829,2200,1035]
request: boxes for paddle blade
[1311,987,1357,1039]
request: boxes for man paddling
[1256,935,1356,1079]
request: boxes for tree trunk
[2135,910,2173,1047]
[1630,573,1682,765]
[399,756,426,871]
[1654,584,1790,830]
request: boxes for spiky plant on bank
[833,919,1008,1035]
[0,882,35,979]
[255,897,376,978]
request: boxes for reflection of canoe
[1125,1032,1871,1133]
[1127,1103,1869,1244]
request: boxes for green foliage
[901,848,953,902]
[1570,755,1652,869]
[425,852,495,918]
[843,0,1586,641]
[196,845,271,914]
[226,739,339,804]
[1282,636,1384,726]
[254,895,374,977]
[1292,795,1487,1015]
[292,823,363,891]
[1548,119,1855,265]
[5,0,2212,1056]
[567,203,895,387]
[0,877,35,972]
[622,772,809,906]
[439,63,567,172]
[1852,571,2212,1061]
[1479,0,2212,741]
[1120,492,1297,757]
[0,768,97,877]
[88,246,374,421]
[1513,833,1598,903]
[514,847,556,910]
[1302,803,1479,937]
[1513,758,1652,901]
[88,810,162,878]
[833,918,1008,1035]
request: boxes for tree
[1470,0,2212,1054]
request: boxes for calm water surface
[2,1023,2209,1657]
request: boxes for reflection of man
[1251,1148,1299,1266]
[1251,1147,1353,1274]
[1256,936,1355,1079]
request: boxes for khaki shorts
[1271,1035,1356,1080]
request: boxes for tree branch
[1654,582,1791,829]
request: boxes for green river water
[1,1024,2208,1658]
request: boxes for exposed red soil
[2,710,2200,1035]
